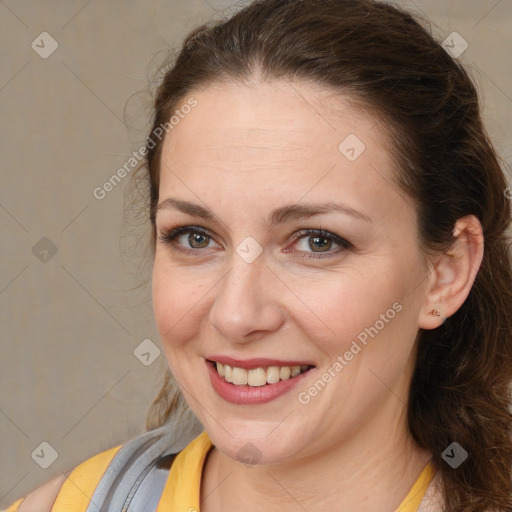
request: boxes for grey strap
[123,454,175,511]
[85,414,204,512]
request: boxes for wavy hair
[132,1,512,510]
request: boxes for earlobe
[418,215,484,330]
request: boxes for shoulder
[416,469,498,512]
[4,442,122,512]
[6,472,68,512]
[417,466,444,512]
[4,418,204,512]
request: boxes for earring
[429,309,441,317]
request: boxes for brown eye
[286,229,352,259]
[187,232,210,249]
[158,225,218,255]
[307,235,333,252]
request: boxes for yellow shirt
[4,431,435,511]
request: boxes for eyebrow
[155,197,372,226]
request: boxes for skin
[152,77,484,511]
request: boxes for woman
[5,0,511,510]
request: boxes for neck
[200,396,433,512]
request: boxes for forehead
[164,78,384,156]
[157,79,405,221]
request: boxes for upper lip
[206,356,315,369]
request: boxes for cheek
[152,260,194,342]
[294,264,422,385]
[289,267,403,345]
[152,257,216,351]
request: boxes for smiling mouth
[207,360,315,387]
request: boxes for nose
[208,251,285,343]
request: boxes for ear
[418,215,484,329]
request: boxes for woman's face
[152,78,431,465]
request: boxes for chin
[203,419,311,466]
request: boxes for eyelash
[157,224,353,259]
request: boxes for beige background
[1,0,511,507]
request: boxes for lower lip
[206,360,314,405]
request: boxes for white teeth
[248,368,267,386]
[266,366,280,384]
[232,366,248,385]
[279,366,291,380]
[213,362,312,386]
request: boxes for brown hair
[133,0,512,509]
